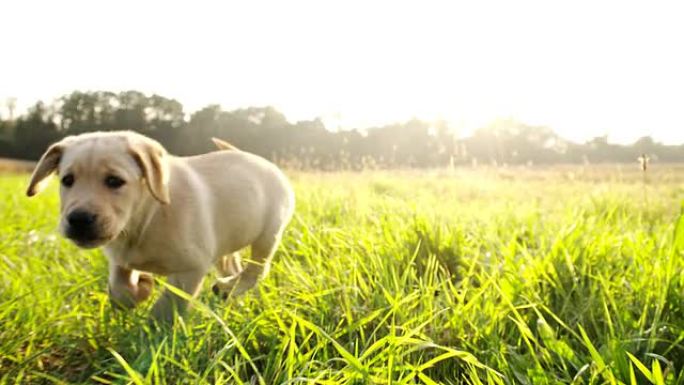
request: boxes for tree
[3,89,684,166]
[14,101,62,159]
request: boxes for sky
[1,0,683,144]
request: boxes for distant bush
[2,90,682,168]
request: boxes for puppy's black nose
[67,210,97,229]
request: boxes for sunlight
[2,0,684,144]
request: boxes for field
[1,166,683,384]
[0,159,34,174]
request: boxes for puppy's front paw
[108,273,155,310]
[135,273,154,302]
[108,286,137,310]
[150,303,178,325]
[212,274,255,299]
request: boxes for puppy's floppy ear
[26,141,65,197]
[128,137,171,204]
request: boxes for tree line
[1,90,682,169]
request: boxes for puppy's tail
[211,138,239,151]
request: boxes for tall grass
[0,168,683,384]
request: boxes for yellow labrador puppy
[26,131,295,322]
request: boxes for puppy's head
[26,132,170,248]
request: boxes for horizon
[2,0,684,145]
[5,90,684,147]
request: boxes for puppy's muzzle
[65,210,101,245]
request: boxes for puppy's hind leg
[215,252,242,278]
[212,230,282,298]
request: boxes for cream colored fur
[26,131,295,322]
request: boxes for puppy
[26,131,295,322]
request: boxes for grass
[0,166,683,384]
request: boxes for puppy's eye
[105,175,126,189]
[61,174,75,188]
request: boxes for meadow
[1,165,683,384]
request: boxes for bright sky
[1,0,683,144]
